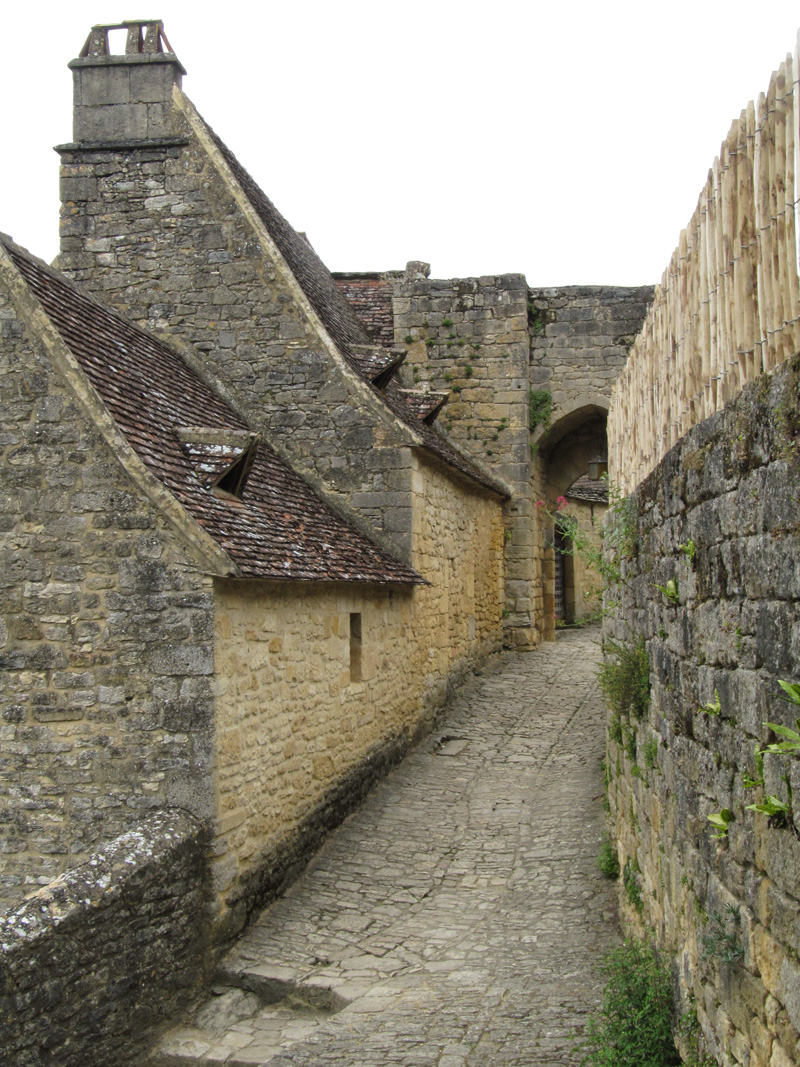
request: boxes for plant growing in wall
[528,388,552,433]
[679,540,697,568]
[654,578,679,604]
[698,691,721,716]
[622,858,644,913]
[706,809,733,840]
[700,904,744,965]
[599,637,651,722]
[597,836,621,879]
[745,793,792,828]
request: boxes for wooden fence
[609,40,800,493]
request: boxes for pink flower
[535,499,546,510]
[556,495,568,510]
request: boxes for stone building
[1,19,650,925]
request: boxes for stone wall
[604,354,800,1067]
[56,88,421,562]
[391,269,534,644]
[0,809,207,1067]
[0,277,216,906]
[528,285,654,425]
[211,450,504,935]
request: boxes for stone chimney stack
[68,20,186,144]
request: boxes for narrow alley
[151,627,618,1067]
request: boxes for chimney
[68,20,186,144]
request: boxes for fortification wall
[0,277,216,907]
[0,809,207,1067]
[528,285,653,422]
[211,451,504,935]
[391,270,535,643]
[604,355,800,1067]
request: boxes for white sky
[3,2,799,286]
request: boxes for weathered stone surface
[605,354,800,1067]
[0,809,207,1067]
[0,276,216,906]
[148,628,618,1067]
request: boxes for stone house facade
[1,19,650,927]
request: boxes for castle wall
[391,271,535,645]
[528,285,653,423]
[604,355,800,1067]
[0,281,217,906]
[211,451,504,936]
[56,91,420,563]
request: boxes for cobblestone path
[151,627,619,1067]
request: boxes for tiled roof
[6,240,423,586]
[333,274,395,348]
[200,119,508,499]
[566,474,609,504]
[396,388,449,424]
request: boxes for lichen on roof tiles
[5,240,423,586]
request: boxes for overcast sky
[3,2,799,286]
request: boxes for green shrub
[579,940,680,1067]
[600,636,650,721]
[597,837,620,880]
[528,387,552,433]
[623,859,643,913]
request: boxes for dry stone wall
[0,809,207,1067]
[0,283,216,906]
[211,451,504,934]
[604,354,800,1067]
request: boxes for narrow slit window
[349,613,362,682]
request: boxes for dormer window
[175,427,260,501]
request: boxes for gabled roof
[198,118,508,500]
[4,239,423,586]
[566,474,609,505]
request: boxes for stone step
[147,970,349,1066]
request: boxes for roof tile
[6,241,423,586]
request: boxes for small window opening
[349,613,362,682]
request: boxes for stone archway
[533,400,609,640]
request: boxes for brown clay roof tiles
[6,241,423,586]
[333,274,395,349]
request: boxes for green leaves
[760,719,800,756]
[699,691,721,716]
[654,579,679,604]
[707,809,733,839]
[578,940,680,1067]
[778,679,800,706]
[745,796,790,824]
[742,745,764,789]
[679,540,696,568]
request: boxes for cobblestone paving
[151,627,619,1067]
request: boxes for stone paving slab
[150,627,618,1067]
